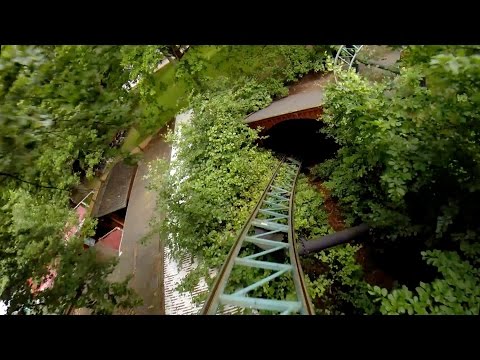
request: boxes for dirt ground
[288,72,334,96]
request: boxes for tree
[1,45,142,185]
[315,45,480,314]
[119,45,191,134]
[0,45,143,314]
[369,247,480,315]
[145,78,277,296]
[145,45,332,301]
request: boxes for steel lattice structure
[333,45,364,82]
[201,157,314,315]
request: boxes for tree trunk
[0,172,68,191]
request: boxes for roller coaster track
[333,45,363,82]
[201,157,314,315]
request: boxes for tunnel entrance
[258,119,338,167]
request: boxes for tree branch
[0,172,69,191]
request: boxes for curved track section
[333,45,363,82]
[201,157,314,315]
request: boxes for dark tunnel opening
[257,119,338,168]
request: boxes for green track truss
[333,45,363,82]
[201,157,314,315]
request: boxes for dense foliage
[305,244,376,315]
[294,175,332,240]
[121,45,331,135]
[1,44,329,314]
[293,175,374,314]
[146,80,277,296]
[146,46,330,298]
[369,248,480,314]
[315,45,480,314]
[5,44,477,315]
[0,45,144,314]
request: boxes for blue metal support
[200,157,314,315]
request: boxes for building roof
[92,161,137,218]
[98,227,123,252]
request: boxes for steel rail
[200,157,314,315]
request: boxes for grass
[150,62,189,127]
[134,45,321,136]
[120,127,141,152]
[138,46,224,133]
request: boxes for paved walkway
[111,125,173,315]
